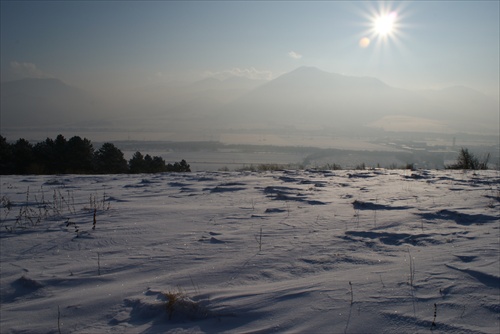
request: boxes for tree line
[0,135,190,175]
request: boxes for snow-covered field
[1,169,499,333]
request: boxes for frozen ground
[1,169,499,333]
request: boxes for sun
[374,11,397,37]
[358,2,408,49]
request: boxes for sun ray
[356,1,411,51]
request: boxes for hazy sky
[1,1,499,95]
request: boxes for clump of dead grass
[162,289,210,321]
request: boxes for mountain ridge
[1,77,103,127]
[1,68,498,136]
[215,66,498,134]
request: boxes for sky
[1,1,499,96]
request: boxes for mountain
[0,78,103,128]
[217,67,420,129]
[105,76,267,129]
[216,67,498,134]
[415,86,499,125]
[1,69,497,137]
[188,76,266,92]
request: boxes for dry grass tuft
[162,290,210,321]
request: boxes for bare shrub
[447,148,489,170]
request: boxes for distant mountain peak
[265,66,388,92]
[285,66,330,76]
[293,65,325,72]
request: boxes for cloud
[288,51,303,59]
[203,67,275,80]
[9,61,48,79]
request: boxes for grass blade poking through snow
[255,226,263,252]
[57,305,61,334]
[407,247,415,287]
[92,208,97,230]
[97,252,101,276]
[431,303,437,330]
[349,281,354,304]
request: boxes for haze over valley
[2,65,499,134]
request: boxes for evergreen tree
[54,134,68,172]
[12,139,35,174]
[150,156,167,173]
[144,154,153,172]
[66,136,94,173]
[0,136,14,174]
[129,151,146,173]
[93,143,128,174]
[179,159,191,172]
[166,159,191,172]
[33,138,57,174]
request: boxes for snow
[1,169,499,333]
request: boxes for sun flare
[358,1,407,49]
[374,12,397,36]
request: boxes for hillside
[1,169,499,333]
